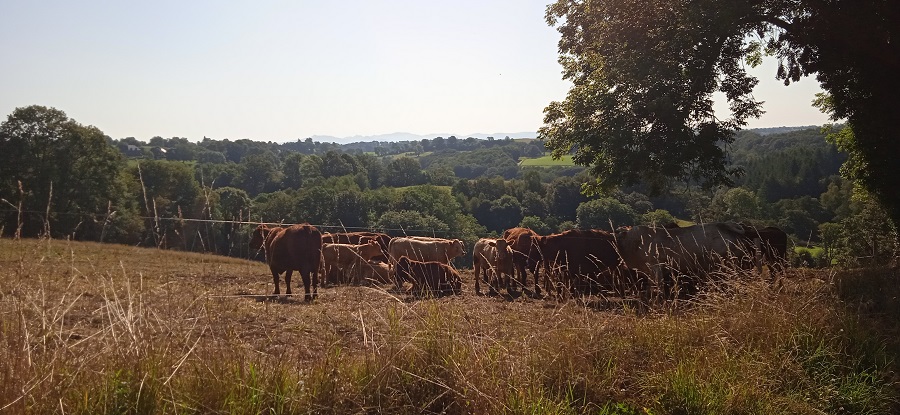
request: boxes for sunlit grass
[519,155,575,166]
[0,238,897,414]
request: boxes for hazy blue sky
[0,1,829,142]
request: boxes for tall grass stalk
[0,239,896,414]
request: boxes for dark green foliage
[576,198,636,230]
[0,105,127,239]
[541,0,900,231]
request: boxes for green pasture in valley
[518,154,575,166]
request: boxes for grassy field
[519,155,575,167]
[1,238,898,414]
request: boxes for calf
[472,238,514,295]
[395,256,462,298]
[360,261,392,285]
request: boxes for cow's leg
[301,270,313,302]
[474,262,482,295]
[272,269,281,295]
[312,265,319,300]
[284,270,293,296]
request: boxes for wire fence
[0,207,465,261]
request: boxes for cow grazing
[360,261,392,285]
[616,222,750,298]
[502,227,543,293]
[394,256,462,298]
[321,240,384,285]
[472,238,514,295]
[539,229,627,297]
[322,231,392,262]
[252,223,322,300]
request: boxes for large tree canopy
[0,105,126,238]
[539,0,900,227]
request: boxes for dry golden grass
[0,238,897,414]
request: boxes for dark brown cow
[538,229,628,296]
[321,231,392,262]
[251,223,322,300]
[740,224,789,275]
[502,227,543,293]
[616,222,750,299]
[395,256,462,298]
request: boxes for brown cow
[251,223,322,300]
[502,227,543,293]
[538,229,628,297]
[394,256,462,298]
[472,238,514,295]
[321,240,384,285]
[322,231,392,262]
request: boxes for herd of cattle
[249,222,788,303]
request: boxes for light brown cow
[250,223,322,300]
[321,240,383,285]
[360,261,392,285]
[388,237,466,290]
[472,238,513,295]
[388,237,466,264]
[322,232,392,262]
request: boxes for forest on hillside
[1,106,895,267]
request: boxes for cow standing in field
[250,223,322,301]
[616,222,750,299]
[322,231,392,262]
[394,256,462,298]
[502,227,543,294]
[321,240,384,285]
[472,238,514,295]
[539,229,630,297]
[388,236,466,289]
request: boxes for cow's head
[359,240,382,260]
[249,225,271,250]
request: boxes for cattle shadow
[233,292,316,305]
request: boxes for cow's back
[618,222,747,274]
[503,227,542,267]
[273,224,322,273]
[389,237,461,264]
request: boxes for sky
[0,1,830,142]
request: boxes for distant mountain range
[308,131,539,144]
[303,126,821,144]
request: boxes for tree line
[1,105,891,267]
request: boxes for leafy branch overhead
[539,0,900,234]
